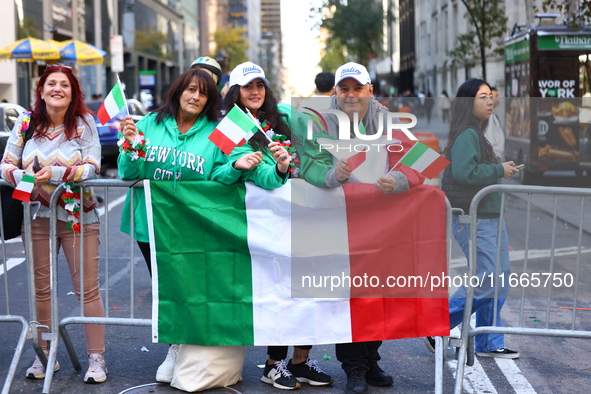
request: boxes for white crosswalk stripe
[0,257,25,278]
[447,317,537,393]
[495,358,537,393]
[447,325,498,393]
[0,193,127,277]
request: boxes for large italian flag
[145,179,449,346]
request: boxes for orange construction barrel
[414,132,440,153]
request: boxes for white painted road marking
[447,317,537,393]
[0,194,127,278]
[495,358,537,393]
[0,257,26,278]
[446,325,498,394]
[451,246,591,268]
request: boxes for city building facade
[398,0,415,95]
[200,0,229,59]
[260,0,281,93]
[3,0,186,108]
[412,0,541,97]
[229,0,261,64]
[0,1,18,103]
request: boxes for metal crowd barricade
[0,181,29,394]
[2,177,456,393]
[432,197,455,394]
[453,184,591,394]
[40,179,150,393]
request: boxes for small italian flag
[346,149,367,172]
[399,141,450,179]
[97,80,126,125]
[12,173,35,202]
[208,106,258,155]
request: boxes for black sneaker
[366,361,393,387]
[287,358,334,386]
[424,336,436,353]
[475,348,520,359]
[261,359,301,390]
[345,367,368,394]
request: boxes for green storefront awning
[538,35,591,50]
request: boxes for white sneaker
[84,353,108,383]
[155,344,179,383]
[26,350,60,379]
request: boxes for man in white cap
[297,62,427,394]
[300,62,424,193]
[330,62,393,394]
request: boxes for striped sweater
[0,113,101,223]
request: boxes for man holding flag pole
[299,62,449,394]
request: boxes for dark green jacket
[447,128,504,218]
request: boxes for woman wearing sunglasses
[0,64,107,383]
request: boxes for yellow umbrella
[50,39,106,66]
[0,37,61,62]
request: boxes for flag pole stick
[386,143,412,174]
[237,104,273,143]
[116,73,130,117]
[234,104,288,161]
[387,158,403,173]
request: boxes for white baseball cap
[229,62,270,87]
[334,62,372,86]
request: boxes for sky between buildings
[280,0,323,100]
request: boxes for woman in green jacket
[118,67,261,383]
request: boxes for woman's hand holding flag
[269,141,290,173]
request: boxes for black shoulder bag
[1,117,35,240]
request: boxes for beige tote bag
[170,344,246,392]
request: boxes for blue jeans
[449,216,511,353]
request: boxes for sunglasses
[45,64,73,72]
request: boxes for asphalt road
[2,117,591,393]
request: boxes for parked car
[0,103,26,158]
[86,99,147,163]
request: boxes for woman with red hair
[0,65,107,384]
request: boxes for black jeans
[336,341,382,374]
[267,345,313,361]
